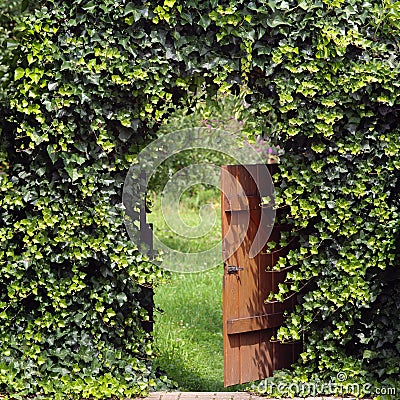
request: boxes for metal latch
[227,265,245,274]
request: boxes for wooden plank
[227,312,284,334]
[272,341,302,371]
[235,165,261,384]
[257,165,276,378]
[221,166,238,263]
[270,196,301,371]
[238,331,259,384]
[223,274,240,386]
[222,165,241,387]
[258,329,274,378]
[223,195,261,211]
[222,164,301,386]
[257,163,276,315]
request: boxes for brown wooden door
[221,164,301,387]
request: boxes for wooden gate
[221,164,301,387]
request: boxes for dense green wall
[1,0,399,398]
[244,1,400,394]
[0,1,166,398]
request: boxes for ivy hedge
[0,0,167,398]
[0,0,399,398]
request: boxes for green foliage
[0,0,399,397]
[157,89,251,136]
[150,89,281,194]
[149,90,248,193]
[0,0,171,398]
[242,0,400,396]
[0,0,35,82]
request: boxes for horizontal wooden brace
[227,312,283,335]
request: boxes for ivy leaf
[124,2,141,21]
[199,14,211,30]
[267,13,292,27]
[6,39,18,49]
[48,82,58,91]
[298,0,308,10]
[65,166,80,182]
[82,1,96,11]
[14,68,25,80]
[47,145,57,164]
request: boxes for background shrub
[149,88,252,194]
[0,0,169,397]
[150,88,282,196]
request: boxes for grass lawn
[148,189,247,391]
[154,267,225,391]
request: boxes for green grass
[153,267,225,391]
[148,189,247,391]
